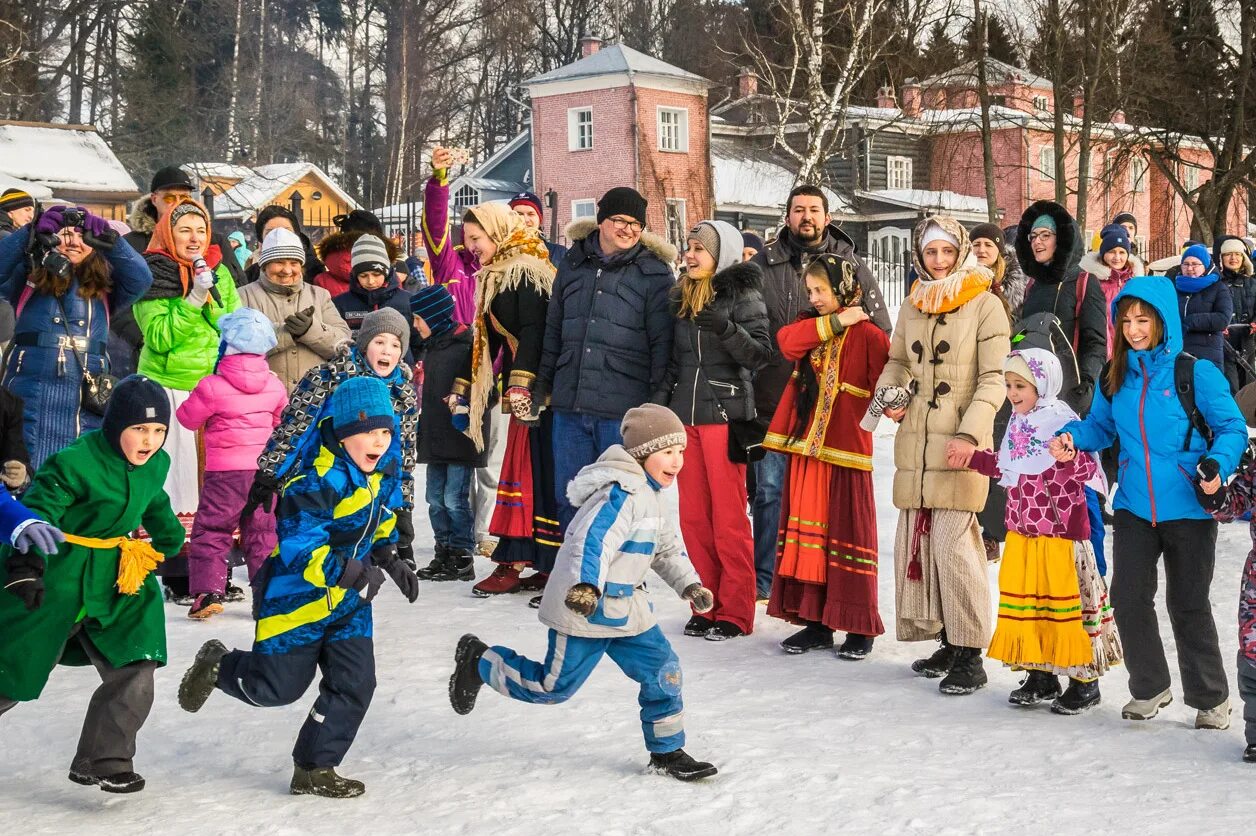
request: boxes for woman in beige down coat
[874,214,1010,696]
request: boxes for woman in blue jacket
[1176,243,1232,372]
[1052,277,1246,728]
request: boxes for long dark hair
[1105,296,1164,396]
[30,251,113,300]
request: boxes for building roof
[712,139,847,215]
[213,162,359,220]
[917,59,1053,93]
[0,121,139,197]
[857,189,989,216]
[525,43,710,87]
[0,172,53,201]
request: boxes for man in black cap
[0,188,36,241]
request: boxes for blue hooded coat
[1061,277,1247,523]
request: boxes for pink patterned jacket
[970,449,1095,540]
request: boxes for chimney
[1073,88,1085,119]
[1110,108,1126,124]
[876,85,897,110]
[902,79,921,118]
[579,34,603,58]
[737,67,759,99]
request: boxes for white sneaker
[1122,688,1173,720]
[1195,699,1232,730]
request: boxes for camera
[41,248,72,280]
[61,208,85,229]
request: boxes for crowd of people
[2,150,1256,798]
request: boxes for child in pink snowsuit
[176,307,288,619]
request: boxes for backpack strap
[1073,272,1088,349]
[1175,352,1214,451]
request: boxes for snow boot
[1121,688,1173,721]
[69,769,145,793]
[449,634,488,715]
[290,766,365,798]
[471,563,523,597]
[648,749,718,781]
[836,633,874,661]
[224,582,246,603]
[434,549,475,582]
[1008,670,1062,706]
[1244,744,1256,763]
[178,639,228,713]
[1195,699,1232,730]
[188,593,224,620]
[1052,678,1101,715]
[938,647,987,695]
[684,615,715,637]
[519,571,549,592]
[911,632,957,678]
[780,623,835,654]
[416,544,450,581]
[705,621,746,641]
[528,595,543,609]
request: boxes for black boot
[648,749,718,781]
[780,623,835,654]
[705,621,746,641]
[1008,670,1062,706]
[178,639,228,712]
[911,631,957,678]
[434,549,475,582]
[836,633,875,661]
[416,544,450,581]
[684,615,714,637]
[290,765,365,798]
[938,647,987,695]
[449,634,488,715]
[69,769,146,793]
[1052,678,1101,715]
[1244,744,1256,763]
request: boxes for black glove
[394,507,414,547]
[4,551,45,611]
[373,544,420,603]
[335,558,385,601]
[564,582,600,616]
[694,306,731,334]
[241,470,281,526]
[284,306,316,338]
[1195,456,1226,511]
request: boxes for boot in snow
[1008,670,1062,706]
[1052,678,1101,715]
[1121,688,1172,721]
[471,563,523,597]
[780,623,835,654]
[224,582,246,603]
[938,647,987,695]
[434,549,475,582]
[1244,744,1256,763]
[684,615,714,637]
[911,632,957,678]
[178,639,228,712]
[1195,699,1232,730]
[69,769,146,793]
[836,633,874,661]
[648,749,718,781]
[188,593,224,620]
[449,634,488,715]
[519,571,549,592]
[416,544,450,581]
[528,594,543,609]
[290,766,365,798]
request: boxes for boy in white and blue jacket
[449,404,719,781]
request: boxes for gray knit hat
[356,307,410,358]
[621,404,686,461]
[258,227,307,267]
[687,223,722,265]
[351,234,391,279]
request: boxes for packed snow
[4,428,1256,835]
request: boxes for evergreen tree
[964,13,1019,67]
[921,21,961,78]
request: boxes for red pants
[677,424,756,633]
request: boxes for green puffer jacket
[134,261,241,391]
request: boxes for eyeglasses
[1028,230,1056,242]
[607,216,643,233]
[158,192,190,205]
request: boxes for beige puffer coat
[238,276,352,392]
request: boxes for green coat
[0,431,185,701]
[134,262,241,391]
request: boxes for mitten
[564,583,600,616]
[506,386,534,422]
[4,551,45,611]
[79,209,111,239]
[682,582,714,613]
[1,460,28,490]
[860,385,910,432]
[240,470,281,525]
[33,205,67,236]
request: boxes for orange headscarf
[145,198,214,296]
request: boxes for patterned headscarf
[997,347,1079,488]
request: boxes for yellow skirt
[987,532,1093,671]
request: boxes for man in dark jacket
[746,185,891,598]
[510,191,568,267]
[536,187,676,530]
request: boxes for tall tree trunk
[973,0,998,222]
[225,0,244,157]
[251,0,268,158]
[1048,0,1067,206]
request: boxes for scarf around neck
[908,257,993,314]
[998,348,1079,488]
[1175,271,1220,294]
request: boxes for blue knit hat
[1031,214,1057,233]
[1181,243,1212,272]
[410,283,455,337]
[330,376,395,441]
[219,307,278,356]
[1099,225,1131,259]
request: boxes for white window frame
[453,184,479,212]
[1032,94,1050,112]
[657,107,689,153]
[1130,155,1148,193]
[886,155,913,190]
[1039,146,1056,180]
[568,107,593,151]
[1183,164,1199,193]
[665,198,687,250]
[571,199,596,220]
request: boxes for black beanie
[150,166,194,193]
[255,204,304,241]
[970,222,1004,248]
[102,375,171,458]
[596,187,648,226]
[333,209,384,236]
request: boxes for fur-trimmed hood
[128,194,158,236]
[566,444,647,507]
[563,217,679,266]
[711,259,763,295]
[1015,200,1082,285]
[316,230,401,263]
[1079,249,1146,281]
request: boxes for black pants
[1111,510,1228,709]
[0,625,157,776]
[1240,656,1256,745]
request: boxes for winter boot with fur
[911,631,957,678]
[434,549,475,582]
[449,634,488,715]
[780,623,835,654]
[938,647,987,695]
[648,749,718,781]
[290,766,365,798]
[1052,678,1101,715]
[416,544,450,581]
[1008,670,1062,706]
[178,639,229,712]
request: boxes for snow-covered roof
[917,59,1053,93]
[371,201,424,223]
[0,173,53,201]
[0,121,139,196]
[213,162,359,220]
[712,142,846,215]
[182,162,254,182]
[526,43,710,86]
[858,189,989,216]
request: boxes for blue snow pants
[479,625,685,753]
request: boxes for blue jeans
[479,626,685,753]
[1085,486,1107,576]
[425,464,475,551]
[552,409,624,531]
[752,451,787,597]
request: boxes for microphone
[192,256,223,306]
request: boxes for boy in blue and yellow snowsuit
[178,376,420,798]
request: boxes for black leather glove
[241,470,281,526]
[564,582,600,616]
[4,551,45,611]
[284,306,316,338]
[1195,456,1226,512]
[395,507,414,547]
[373,544,419,603]
[694,306,731,334]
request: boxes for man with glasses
[536,186,676,536]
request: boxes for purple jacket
[970,448,1095,540]
[423,172,477,325]
[175,353,289,472]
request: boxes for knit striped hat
[351,234,391,278]
[410,283,455,337]
[0,189,34,212]
[621,404,686,461]
[258,227,307,267]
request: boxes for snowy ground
[5,429,1256,835]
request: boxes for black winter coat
[332,278,418,363]
[415,326,489,467]
[537,219,675,420]
[749,222,891,421]
[1177,276,1233,371]
[654,261,772,426]
[1221,268,1256,326]
[1015,200,1107,414]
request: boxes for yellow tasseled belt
[64,534,165,595]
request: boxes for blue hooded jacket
[1061,276,1247,523]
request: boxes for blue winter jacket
[1176,273,1232,371]
[1062,277,1247,523]
[537,219,675,420]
